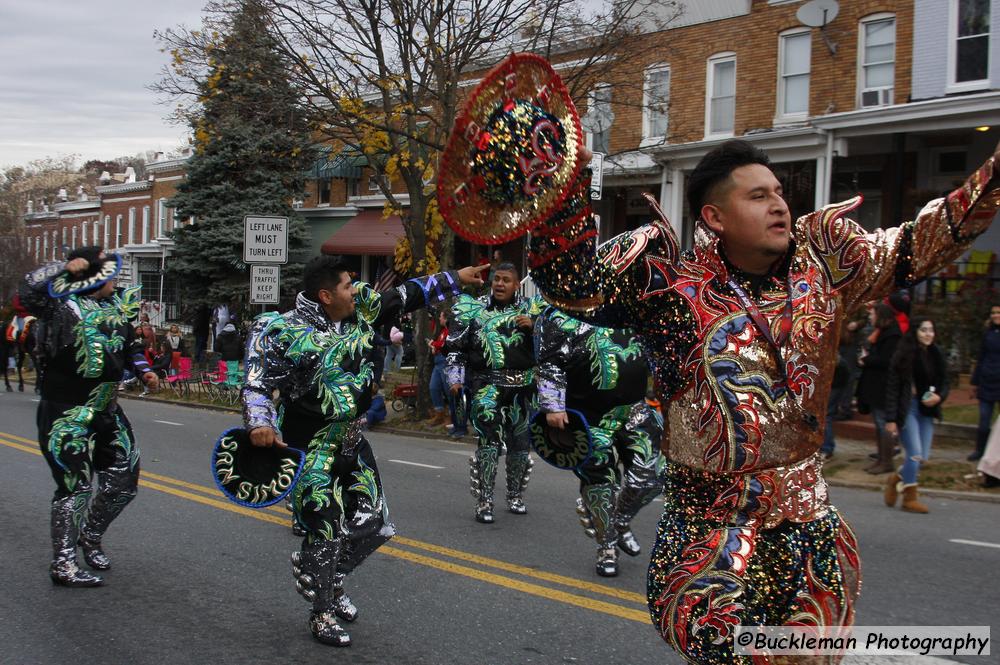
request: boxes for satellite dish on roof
[797,0,839,28]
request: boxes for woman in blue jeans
[426,309,452,426]
[883,317,949,514]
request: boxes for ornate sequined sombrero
[529,408,594,471]
[211,428,305,508]
[48,253,122,297]
[438,52,585,245]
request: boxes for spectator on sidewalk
[383,325,404,374]
[821,353,850,459]
[856,303,903,474]
[190,304,211,365]
[165,324,186,356]
[977,413,1000,487]
[214,322,242,362]
[425,309,452,427]
[882,317,949,513]
[970,304,1000,461]
[834,309,867,420]
[135,313,157,353]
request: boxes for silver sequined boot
[50,494,103,587]
[291,540,351,646]
[504,452,533,514]
[470,448,499,523]
[78,466,138,570]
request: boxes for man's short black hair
[493,261,519,279]
[303,255,352,301]
[686,140,772,220]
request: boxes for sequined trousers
[646,454,860,665]
[469,375,535,507]
[289,417,395,573]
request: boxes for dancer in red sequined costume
[437,53,1000,664]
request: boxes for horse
[1,314,39,393]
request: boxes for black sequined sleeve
[528,172,681,330]
[534,310,569,413]
[367,270,463,331]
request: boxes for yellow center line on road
[1,429,646,605]
[0,433,650,623]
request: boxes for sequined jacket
[242,272,462,444]
[535,308,649,424]
[445,293,544,388]
[18,261,150,405]
[528,154,1000,474]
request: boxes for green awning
[312,145,367,179]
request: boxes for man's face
[491,269,518,303]
[991,306,1000,326]
[319,271,357,322]
[94,279,116,299]
[704,164,791,262]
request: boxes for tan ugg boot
[900,484,929,514]
[884,472,901,507]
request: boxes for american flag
[374,264,400,292]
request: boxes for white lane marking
[440,449,472,456]
[31,399,40,402]
[153,420,185,426]
[388,459,445,470]
[949,538,1000,550]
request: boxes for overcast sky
[0,1,209,170]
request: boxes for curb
[378,425,477,446]
[117,390,241,415]
[824,478,1000,504]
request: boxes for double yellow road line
[0,431,650,624]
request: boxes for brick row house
[22,156,189,325]
[294,0,998,286]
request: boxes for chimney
[153,151,165,162]
[124,166,136,183]
[57,188,68,202]
[27,199,34,214]
[77,185,87,201]
[99,171,111,184]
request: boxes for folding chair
[166,357,194,398]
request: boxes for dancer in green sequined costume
[534,307,663,577]
[241,255,484,647]
[19,246,158,587]
[446,262,544,524]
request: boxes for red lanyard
[727,277,793,378]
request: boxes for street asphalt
[0,389,996,665]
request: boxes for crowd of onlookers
[820,293,1000,507]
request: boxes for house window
[643,65,671,141]
[62,227,68,247]
[157,199,167,236]
[116,215,123,248]
[706,53,736,137]
[950,0,990,88]
[367,174,390,192]
[142,206,150,243]
[859,14,896,107]
[92,219,99,244]
[128,208,136,244]
[103,215,110,247]
[318,178,333,205]
[71,226,78,249]
[348,177,361,198]
[778,30,811,118]
[585,84,613,153]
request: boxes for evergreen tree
[168,0,314,314]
